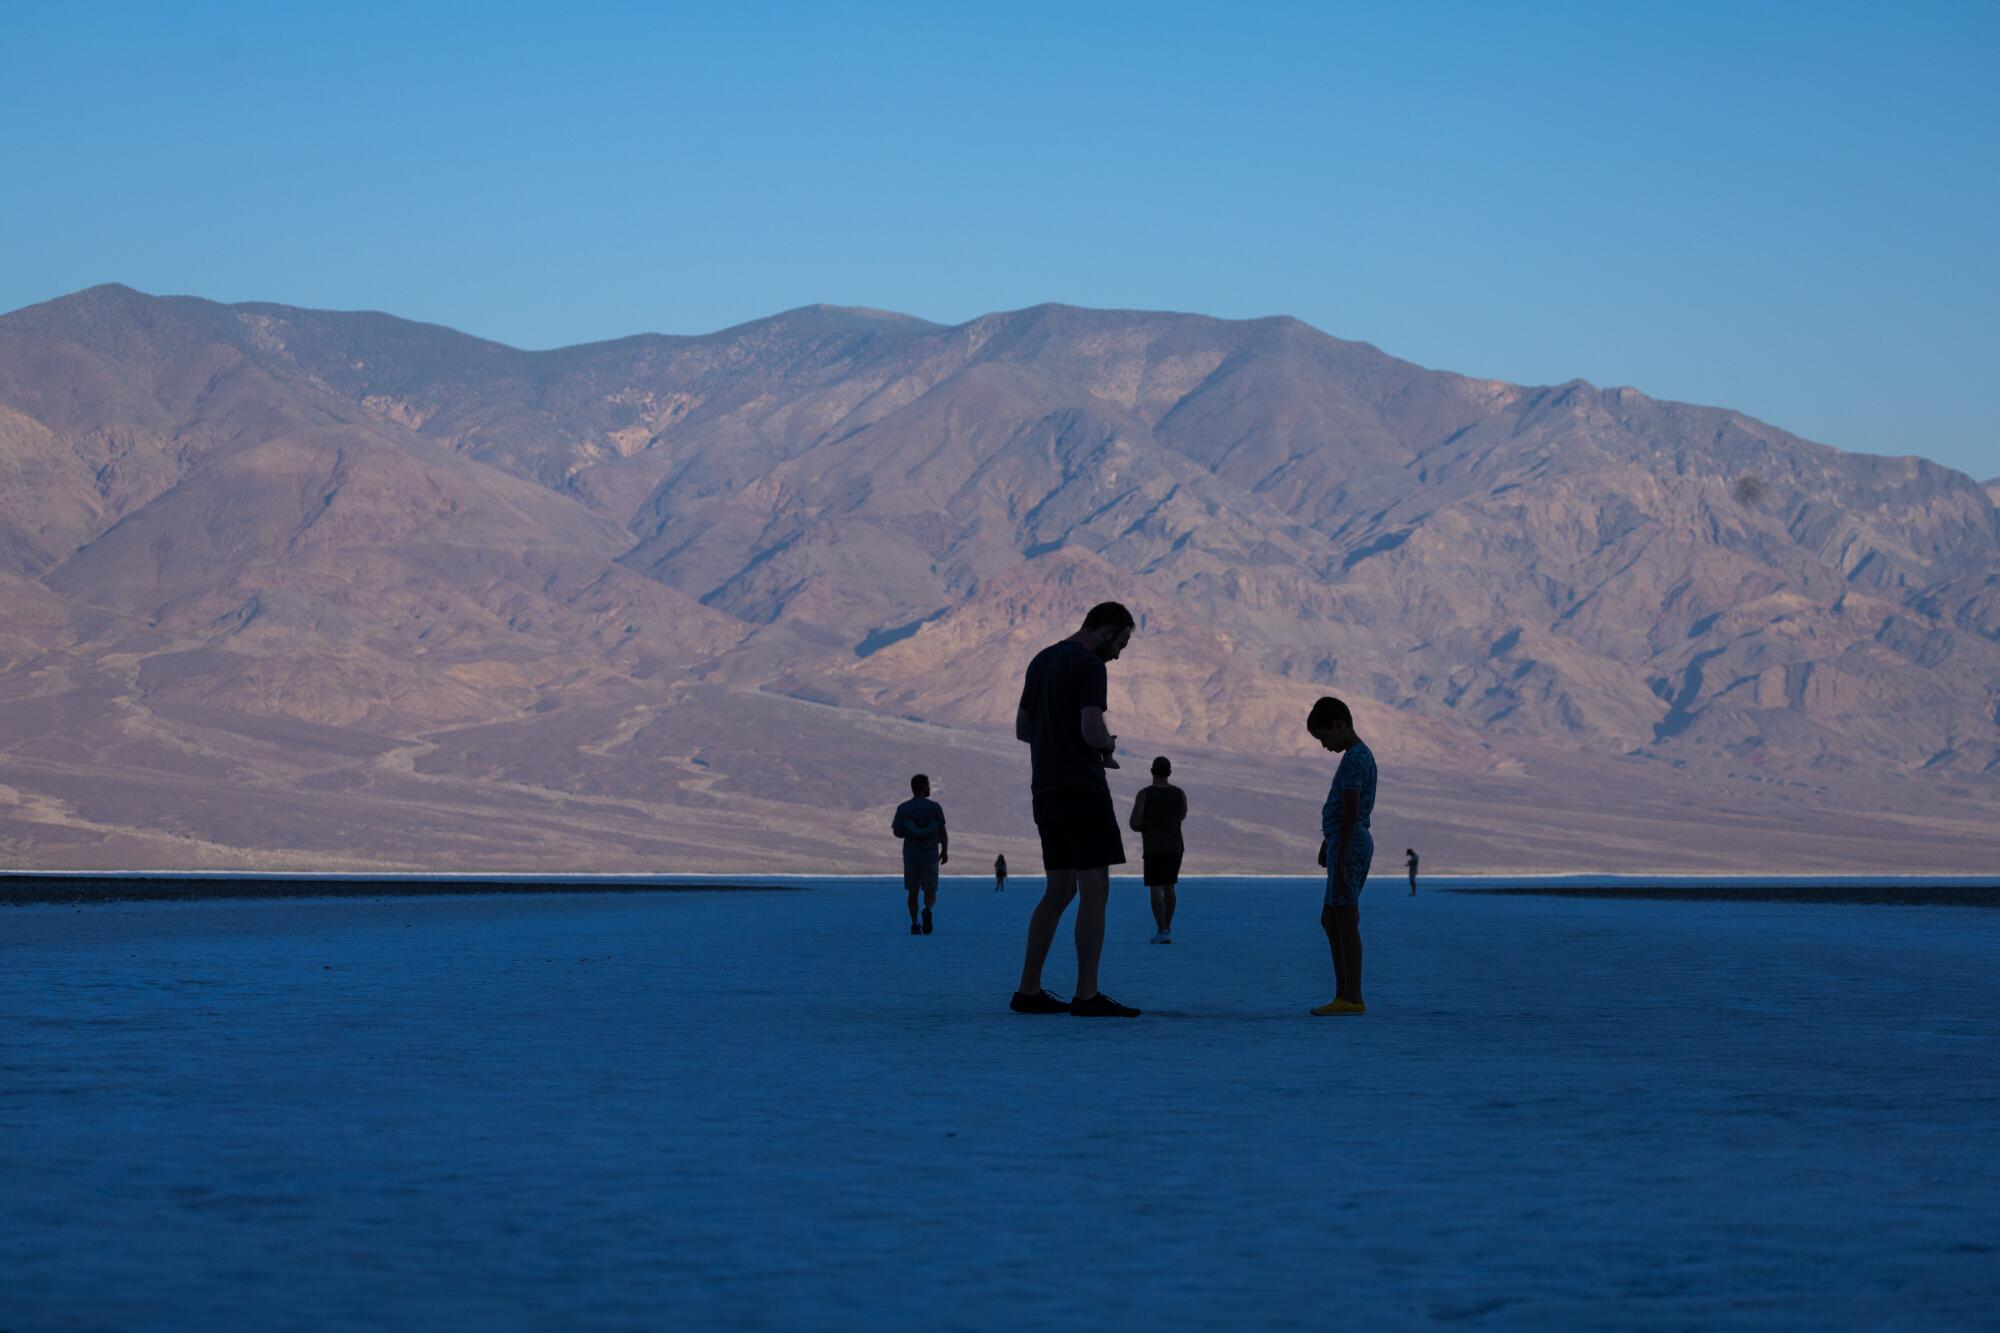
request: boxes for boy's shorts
[1324,854,1370,909]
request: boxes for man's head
[910,773,930,797]
[1077,601,1135,662]
[1151,756,1172,779]
[1306,696,1357,752]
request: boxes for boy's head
[910,773,930,797]
[1306,696,1357,752]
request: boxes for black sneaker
[1009,989,1071,1014]
[1070,992,1141,1017]
[910,922,922,935]
[921,907,934,935]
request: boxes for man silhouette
[1308,697,1374,1016]
[1010,602,1141,1017]
[891,773,947,935]
[1131,756,1187,943]
[1406,847,1419,896]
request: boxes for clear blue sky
[4,1,1995,478]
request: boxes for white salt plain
[4,877,1997,1330]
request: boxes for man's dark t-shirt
[1134,783,1187,856]
[1019,640,1109,794]
[891,797,946,866]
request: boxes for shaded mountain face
[0,284,1995,872]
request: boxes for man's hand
[939,848,949,866]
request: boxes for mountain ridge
[0,285,1994,872]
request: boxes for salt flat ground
[3,879,1996,1331]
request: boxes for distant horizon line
[6,869,1997,885]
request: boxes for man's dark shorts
[1143,852,1183,887]
[903,861,939,894]
[1032,790,1126,872]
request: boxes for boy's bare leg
[1321,903,1347,998]
[1017,871,1079,994]
[1073,866,1110,999]
[1335,906,1363,1003]
[1161,884,1177,931]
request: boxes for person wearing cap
[1130,756,1188,943]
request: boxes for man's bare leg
[1149,885,1167,933]
[907,887,921,926]
[1073,866,1110,999]
[1017,871,1079,994]
[1161,884,1177,932]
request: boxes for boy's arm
[1332,790,1360,882]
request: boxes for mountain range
[1,284,1995,872]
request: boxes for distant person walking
[1131,756,1188,943]
[1406,847,1419,895]
[1009,601,1141,1018]
[1308,697,1374,1015]
[994,853,1008,891]
[892,773,948,935]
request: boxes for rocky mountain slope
[0,285,1994,871]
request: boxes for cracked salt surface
[3,879,1996,1330]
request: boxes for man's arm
[891,806,907,839]
[1015,706,1032,743]
[1080,705,1113,753]
[1129,787,1148,832]
[937,806,948,865]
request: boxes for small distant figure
[1131,756,1187,943]
[1009,601,1141,1017]
[1308,696,1374,1016]
[994,853,1008,891]
[891,773,948,936]
[1406,847,1419,896]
